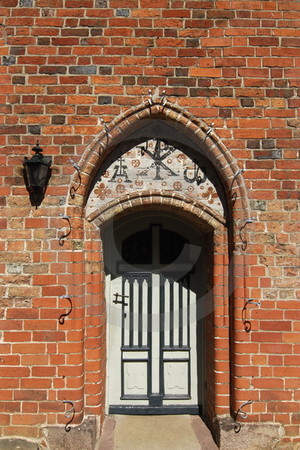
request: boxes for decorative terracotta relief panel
[87,139,225,218]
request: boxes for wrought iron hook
[63,400,75,432]
[234,400,253,433]
[230,168,245,205]
[59,214,72,246]
[160,90,167,106]
[242,299,261,332]
[69,159,81,199]
[202,123,214,143]
[58,296,73,324]
[100,117,110,146]
[147,89,153,106]
[238,217,255,251]
[230,168,244,190]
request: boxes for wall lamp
[23,141,52,207]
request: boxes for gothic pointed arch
[74,100,252,431]
[68,100,251,223]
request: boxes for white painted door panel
[107,272,198,409]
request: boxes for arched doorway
[85,126,229,421]
[79,101,251,432]
[102,211,214,415]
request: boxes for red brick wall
[0,0,299,445]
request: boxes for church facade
[0,0,299,448]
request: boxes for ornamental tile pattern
[87,139,225,218]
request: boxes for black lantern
[23,142,52,206]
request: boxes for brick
[2,56,16,66]
[14,390,47,401]
[239,68,269,77]
[216,57,246,67]
[241,98,254,107]
[12,76,25,85]
[185,19,213,28]
[261,391,292,401]
[4,332,31,342]
[12,344,46,354]
[0,320,22,330]
[39,66,67,74]
[60,76,88,85]
[28,125,41,135]
[116,8,130,16]
[265,58,294,68]
[0,126,26,135]
[19,0,33,5]
[12,414,46,425]
[189,68,221,77]
[0,402,21,413]
[21,355,48,365]
[69,66,97,74]
[0,367,30,378]
[98,96,112,105]
[282,38,300,47]
[249,37,279,46]
[32,331,65,341]
[51,115,65,125]
[261,139,275,149]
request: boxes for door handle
[113,293,129,306]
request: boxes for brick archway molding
[63,100,252,445]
